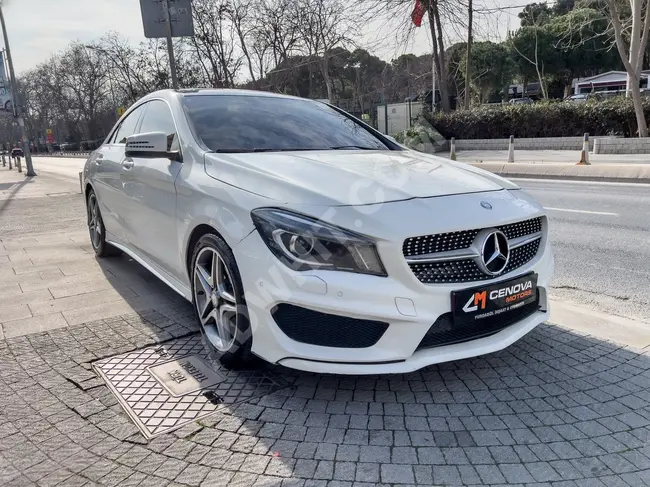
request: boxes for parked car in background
[60,142,80,151]
[11,147,24,158]
[83,88,554,374]
[564,93,602,102]
[509,97,534,104]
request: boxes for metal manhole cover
[93,335,287,439]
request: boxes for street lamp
[0,4,35,176]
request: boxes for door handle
[122,159,134,170]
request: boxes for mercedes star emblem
[478,230,509,275]
[480,201,492,210]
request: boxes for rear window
[182,95,388,152]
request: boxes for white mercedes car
[83,89,553,374]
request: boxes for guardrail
[32,152,92,158]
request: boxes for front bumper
[235,223,554,375]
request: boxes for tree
[461,42,515,103]
[295,0,355,102]
[548,8,621,96]
[519,2,553,26]
[190,0,242,88]
[606,0,650,136]
[552,0,576,15]
[510,25,561,98]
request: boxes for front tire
[191,233,253,369]
[87,190,120,257]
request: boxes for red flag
[411,0,425,27]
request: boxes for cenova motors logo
[462,279,534,313]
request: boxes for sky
[3,0,524,75]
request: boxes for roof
[147,88,311,101]
[573,70,650,85]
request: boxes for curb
[470,162,650,184]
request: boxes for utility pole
[163,0,179,89]
[0,5,35,176]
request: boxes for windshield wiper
[213,148,321,153]
[329,145,380,150]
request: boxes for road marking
[544,207,619,216]
[511,177,650,188]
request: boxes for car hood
[204,149,516,206]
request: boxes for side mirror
[125,132,181,161]
[385,135,398,144]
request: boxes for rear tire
[190,233,253,369]
[87,190,120,257]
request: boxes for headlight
[251,208,387,277]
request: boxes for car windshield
[182,94,389,153]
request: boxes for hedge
[426,97,650,139]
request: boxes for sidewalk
[0,170,186,340]
[445,151,650,183]
[452,149,650,165]
[2,169,650,487]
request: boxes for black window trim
[107,103,146,145]
[106,97,183,151]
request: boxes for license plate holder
[452,273,538,324]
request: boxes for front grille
[410,238,541,284]
[416,297,540,351]
[403,217,542,284]
[271,304,388,348]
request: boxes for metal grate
[93,335,287,439]
[409,239,541,284]
[403,217,542,257]
[272,304,389,348]
[416,297,540,350]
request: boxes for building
[571,70,650,94]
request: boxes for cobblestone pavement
[3,308,650,487]
[2,172,650,486]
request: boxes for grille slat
[403,218,542,284]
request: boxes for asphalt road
[29,157,650,323]
[515,178,650,323]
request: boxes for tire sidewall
[87,190,106,256]
[190,233,252,365]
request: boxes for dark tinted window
[112,104,145,144]
[182,95,387,152]
[139,100,178,151]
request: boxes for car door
[92,104,146,243]
[121,99,183,279]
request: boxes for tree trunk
[464,0,473,110]
[607,0,650,136]
[321,51,334,102]
[427,4,442,111]
[630,73,649,136]
[431,0,450,112]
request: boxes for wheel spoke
[196,262,213,295]
[216,303,237,347]
[199,294,212,320]
[215,255,236,304]
[201,308,217,326]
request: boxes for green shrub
[426,97,648,139]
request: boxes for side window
[112,105,145,144]
[138,100,178,151]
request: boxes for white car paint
[84,88,553,375]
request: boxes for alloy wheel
[193,246,238,352]
[88,193,102,250]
